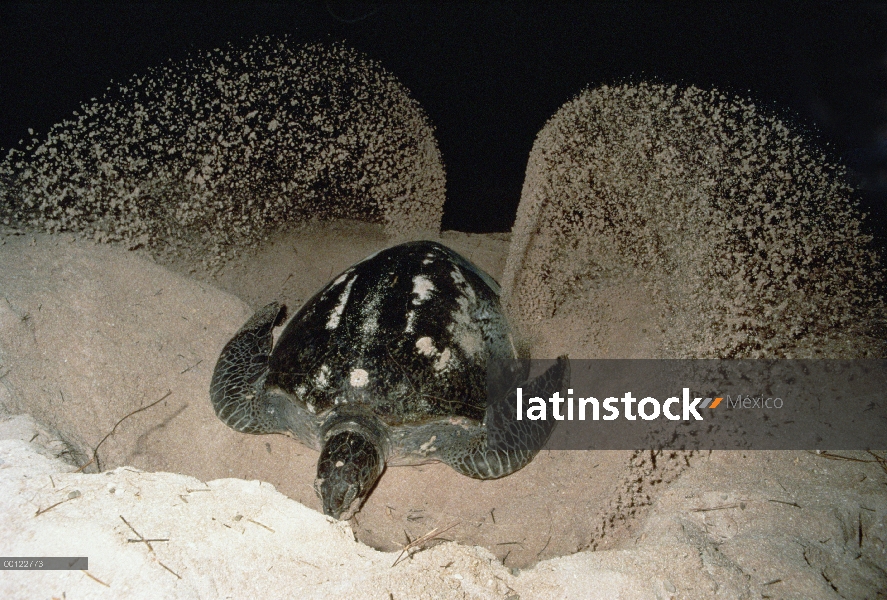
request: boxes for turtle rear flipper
[439,355,570,479]
[210,302,288,434]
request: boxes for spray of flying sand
[503,83,885,358]
[0,37,446,264]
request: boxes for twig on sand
[158,561,182,579]
[810,450,887,477]
[809,450,872,463]
[247,518,275,532]
[81,390,172,471]
[278,273,294,296]
[867,451,887,476]
[690,504,741,512]
[34,498,72,517]
[120,515,154,553]
[179,360,203,375]
[536,535,552,557]
[74,457,95,473]
[81,570,110,587]
[768,499,802,509]
[392,522,460,567]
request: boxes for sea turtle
[210,240,569,519]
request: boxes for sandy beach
[1,225,885,598]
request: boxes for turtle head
[314,424,384,519]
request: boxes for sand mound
[3,411,885,598]
[502,83,884,358]
[0,38,446,260]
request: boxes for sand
[1,224,886,598]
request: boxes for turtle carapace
[210,241,569,519]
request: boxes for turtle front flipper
[210,302,288,434]
[439,355,570,479]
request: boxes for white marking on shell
[332,269,351,286]
[412,275,435,305]
[448,295,483,356]
[434,348,451,371]
[296,384,316,414]
[360,290,382,335]
[314,365,330,388]
[350,368,369,388]
[404,310,416,333]
[415,337,452,372]
[419,435,438,453]
[451,269,476,301]
[326,275,357,329]
[416,336,437,356]
[362,317,377,335]
[335,460,344,467]
[454,329,483,357]
[452,295,472,326]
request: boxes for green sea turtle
[210,240,569,519]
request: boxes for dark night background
[1,2,885,239]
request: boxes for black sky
[1,2,885,234]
